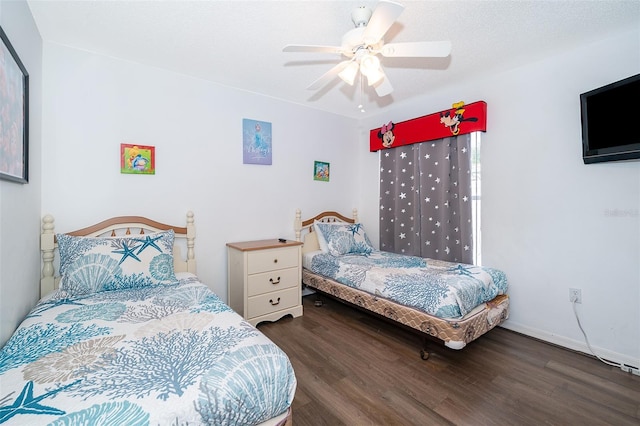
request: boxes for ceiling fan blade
[283,44,343,54]
[307,60,352,90]
[373,68,394,97]
[361,0,405,46]
[380,41,452,58]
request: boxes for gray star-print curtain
[379,134,473,263]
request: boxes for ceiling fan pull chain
[359,74,365,113]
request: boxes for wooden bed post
[294,209,302,241]
[41,214,56,297]
[186,211,196,273]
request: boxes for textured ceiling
[27,0,640,119]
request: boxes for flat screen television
[580,73,640,164]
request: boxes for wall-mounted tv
[580,73,640,164]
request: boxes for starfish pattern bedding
[0,273,295,425]
[306,250,508,319]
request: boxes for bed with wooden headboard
[0,212,294,426]
[295,208,509,359]
[40,213,197,297]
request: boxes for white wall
[5,4,638,368]
[357,27,640,367]
[0,0,42,346]
[40,42,359,301]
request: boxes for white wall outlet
[569,288,582,304]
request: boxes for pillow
[57,229,179,296]
[314,221,375,256]
[313,220,353,253]
[312,220,333,253]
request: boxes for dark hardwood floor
[258,293,640,426]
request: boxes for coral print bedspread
[0,274,296,425]
[306,251,508,318]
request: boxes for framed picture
[0,26,29,184]
[243,118,272,165]
[314,161,330,182]
[120,144,155,175]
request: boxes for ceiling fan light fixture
[338,61,359,86]
[366,68,384,86]
[284,1,451,99]
[360,54,383,86]
[360,54,380,74]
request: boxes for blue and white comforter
[306,251,508,319]
[0,274,295,425]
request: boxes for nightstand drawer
[247,246,299,274]
[247,287,299,318]
[247,267,299,297]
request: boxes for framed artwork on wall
[120,144,155,175]
[0,26,29,184]
[243,118,272,165]
[314,161,330,182]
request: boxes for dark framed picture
[0,26,29,184]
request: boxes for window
[379,134,476,264]
[471,132,481,265]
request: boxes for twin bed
[0,213,294,426]
[294,209,510,358]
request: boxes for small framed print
[314,161,330,182]
[121,144,155,174]
[243,118,272,165]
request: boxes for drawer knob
[273,258,278,263]
[269,277,281,285]
[269,297,281,306]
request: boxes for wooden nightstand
[227,239,303,326]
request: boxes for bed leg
[420,338,430,360]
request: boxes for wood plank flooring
[258,293,640,426]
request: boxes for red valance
[369,101,487,152]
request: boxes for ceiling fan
[283,0,451,97]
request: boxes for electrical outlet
[569,288,582,304]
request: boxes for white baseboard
[500,320,639,370]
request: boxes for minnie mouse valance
[369,101,487,152]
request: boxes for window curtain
[379,134,473,263]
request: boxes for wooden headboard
[294,208,358,255]
[41,212,196,297]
